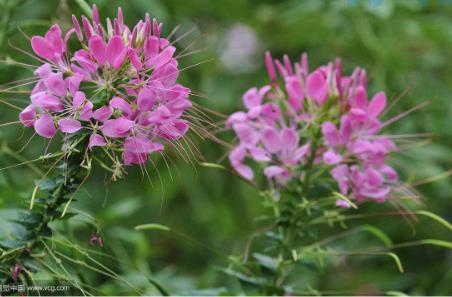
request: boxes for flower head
[228,52,399,204]
[20,5,192,177]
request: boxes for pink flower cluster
[227,52,398,204]
[19,5,191,166]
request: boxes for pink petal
[380,164,398,182]
[100,117,134,138]
[66,74,84,95]
[31,36,54,60]
[226,111,247,127]
[150,63,179,87]
[124,136,164,154]
[73,49,98,72]
[336,199,351,209]
[146,106,172,123]
[242,88,260,110]
[123,151,148,166]
[72,91,86,109]
[144,36,159,61]
[58,118,82,133]
[247,106,262,119]
[350,108,367,122]
[43,73,67,97]
[331,165,349,195]
[159,119,189,139]
[261,103,281,122]
[367,92,386,118]
[89,35,107,65]
[280,128,299,150]
[306,71,328,105]
[229,146,246,164]
[264,165,285,178]
[89,133,107,149]
[128,47,142,71]
[34,113,56,138]
[233,123,259,146]
[91,4,100,25]
[106,35,127,69]
[233,163,254,181]
[353,86,368,109]
[34,63,53,78]
[30,92,63,111]
[137,88,156,112]
[366,167,384,187]
[323,150,343,165]
[248,146,271,162]
[44,24,64,57]
[93,106,113,122]
[110,96,133,116]
[80,101,93,121]
[19,105,36,127]
[285,76,304,112]
[81,16,94,40]
[265,51,276,82]
[321,121,341,147]
[339,115,353,143]
[261,127,280,153]
[294,142,310,161]
[72,15,83,41]
[150,46,175,69]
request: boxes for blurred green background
[0,0,451,295]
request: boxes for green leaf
[418,239,452,249]
[253,253,279,271]
[148,277,170,296]
[360,225,393,247]
[35,178,56,190]
[416,210,452,231]
[134,224,171,232]
[386,252,404,273]
[199,162,227,170]
[221,268,265,286]
[0,239,26,249]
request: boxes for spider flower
[19,5,191,172]
[227,52,399,204]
